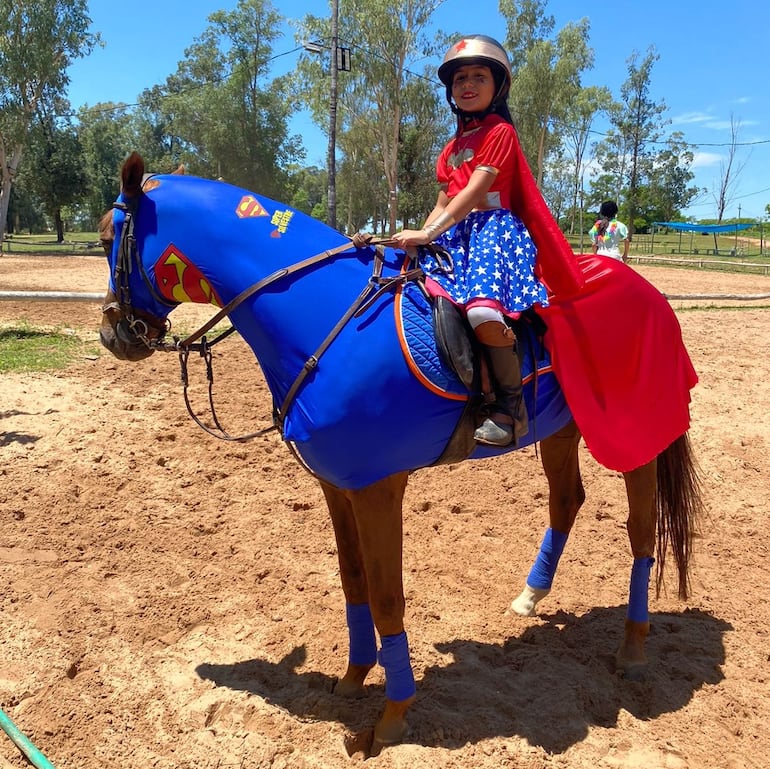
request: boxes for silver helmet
[438,35,512,100]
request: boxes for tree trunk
[55,209,65,243]
[0,178,11,247]
[0,144,24,248]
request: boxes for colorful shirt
[590,218,629,260]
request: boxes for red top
[437,116,517,208]
[436,114,585,299]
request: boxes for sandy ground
[1,253,769,769]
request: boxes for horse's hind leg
[617,458,657,680]
[511,420,585,616]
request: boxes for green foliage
[501,1,594,186]
[286,164,327,216]
[0,0,737,241]
[588,48,699,233]
[22,116,88,240]
[140,0,303,201]
[293,0,448,232]
[0,0,100,241]
[77,103,140,227]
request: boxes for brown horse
[98,152,701,757]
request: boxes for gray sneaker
[473,417,513,446]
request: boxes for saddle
[429,295,547,465]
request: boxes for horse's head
[98,152,183,361]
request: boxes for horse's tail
[655,431,703,599]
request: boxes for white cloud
[671,111,712,126]
[691,151,723,169]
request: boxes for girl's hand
[391,228,431,248]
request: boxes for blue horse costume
[109,174,571,489]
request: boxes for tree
[0,0,99,244]
[713,114,749,223]
[24,116,88,241]
[561,85,612,234]
[647,131,699,223]
[610,48,667,238]
[286,164,327,219]
[141,0,303,200]
[76,103,138,227]
[500,1,594,186]
[295,0,446,233]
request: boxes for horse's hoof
[333,677,368,699]
[343,728,374,759]
[373,716,409,747]
[618,662,648,682]
[342,723,407,760]
[510,584,550,617]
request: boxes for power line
[59,45,305,119]
[61,37,770,156]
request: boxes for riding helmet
[438,35,512,106]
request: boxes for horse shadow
[196,606,731,753]
[1,410,44,447]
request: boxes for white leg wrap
[510,584,551,617]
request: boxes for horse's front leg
[320,481,377,698]
[323,473,414,756]
[511,420,585,616]
[347,471,414,753]
[617,458,657,680]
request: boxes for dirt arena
[1,254,769,769]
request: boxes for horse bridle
[103,194,432,445]
[102,199,175,351]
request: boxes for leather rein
[106,199,427,443]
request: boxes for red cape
[539,255,698,472]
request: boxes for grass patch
[1,232,104,256]
[0,325,99,372]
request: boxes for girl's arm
[391,169,496,248]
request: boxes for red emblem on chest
[154,244,222,306]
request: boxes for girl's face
[451,64,495,112]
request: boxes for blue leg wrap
[527,528,569,590]
[378,631,416,702]
[627,556,655,623]
[346,603,377,666]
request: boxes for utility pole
[327,0,339,229]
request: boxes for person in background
[590,200,629,262]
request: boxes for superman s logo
[154,245,222,307]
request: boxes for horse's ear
[172,164,185,176]
[122,152,145,197]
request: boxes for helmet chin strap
[449,99,501,131]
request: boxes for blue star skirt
[421,209,549,313]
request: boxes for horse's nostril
[100,327,127,360]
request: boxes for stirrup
[474,417,514,447]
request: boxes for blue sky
[66,0,770,220]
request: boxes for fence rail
[631,255,770,275]
[0,291,104,302]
